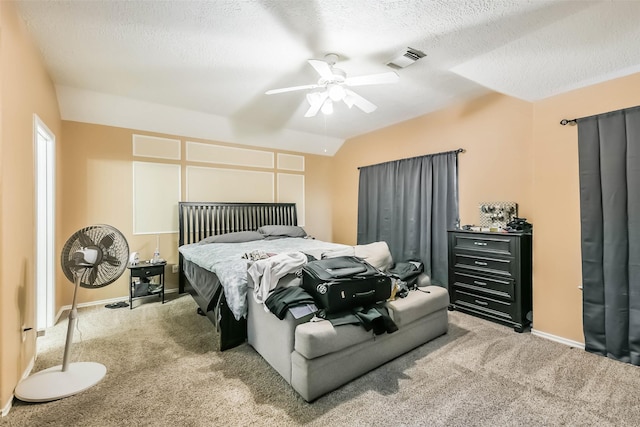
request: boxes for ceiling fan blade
[265,84,320,95]
[308,59,334,80]
[304,92,329,117]
[344,89,377,113]
[344,71,399,87]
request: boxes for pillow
[321,246,355,259]
[354,241,393,271]
[199,231,264,244]
[257,225,307,238]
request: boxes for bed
[178,202,451,400]
[177,201,348,350]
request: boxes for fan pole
[14,266,107,402]
[61,271,81,371]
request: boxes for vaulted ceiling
[15,0,640,155]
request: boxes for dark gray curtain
[578,105,640,365]
[357,150,460,287]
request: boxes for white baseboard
[2,397,12,417]
[54,288,180,324]
[2,356,35,417]
[531,329,585,349]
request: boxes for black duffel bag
[301,256,392,313]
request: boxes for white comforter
[178,237,350,320]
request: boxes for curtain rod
[357,148,465,170]
[561,105,640,126]
[559,118,577,126]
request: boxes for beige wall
[531,72,640,343]
[331,92,534,245]
[0,1,62,409]
[301,154,334,240]
[60,121,334,305]
[60,123,137,306]
[331,73,640,345]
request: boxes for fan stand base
[14,362,106,403]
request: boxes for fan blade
[104,254,121,267]
[77,231,94,248]
[308,59,334,80]
[87,267,98,286]
[265,84,320,95]
[344,71,399,87]
[344,89,377,113]
[100,233,115,249]
[304,92,329,117]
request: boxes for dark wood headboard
[177,202,298,292]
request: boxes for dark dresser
[447,230,532,332]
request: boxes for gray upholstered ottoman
[248,285,450,402]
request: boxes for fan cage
[61,225,129,288]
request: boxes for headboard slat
[178,202,298,293]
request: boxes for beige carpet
[5,293,640,426]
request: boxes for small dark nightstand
[128,261,166,309]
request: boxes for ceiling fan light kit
[321,99,334,115]
[327,84,346,102]
[266,54,399,117]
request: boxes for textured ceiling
[15,0,640,155]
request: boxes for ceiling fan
[265,54,399,117]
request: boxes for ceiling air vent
[386,47,426,69]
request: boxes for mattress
[179,237,350,320]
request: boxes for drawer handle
[474,242,488,246]
[473,280,487,286]
[475,300,489,306]
[474,261,488,266]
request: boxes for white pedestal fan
[15,225,129,402]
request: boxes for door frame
[34,114,55,331]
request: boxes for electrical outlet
[172,264,179,274]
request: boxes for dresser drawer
[452,252,514,277]
[451,271,514,300]
[452,234,515,255]
[452,289,515,321]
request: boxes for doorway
[34,115,55,331]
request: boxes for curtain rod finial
[560,119,577,126]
